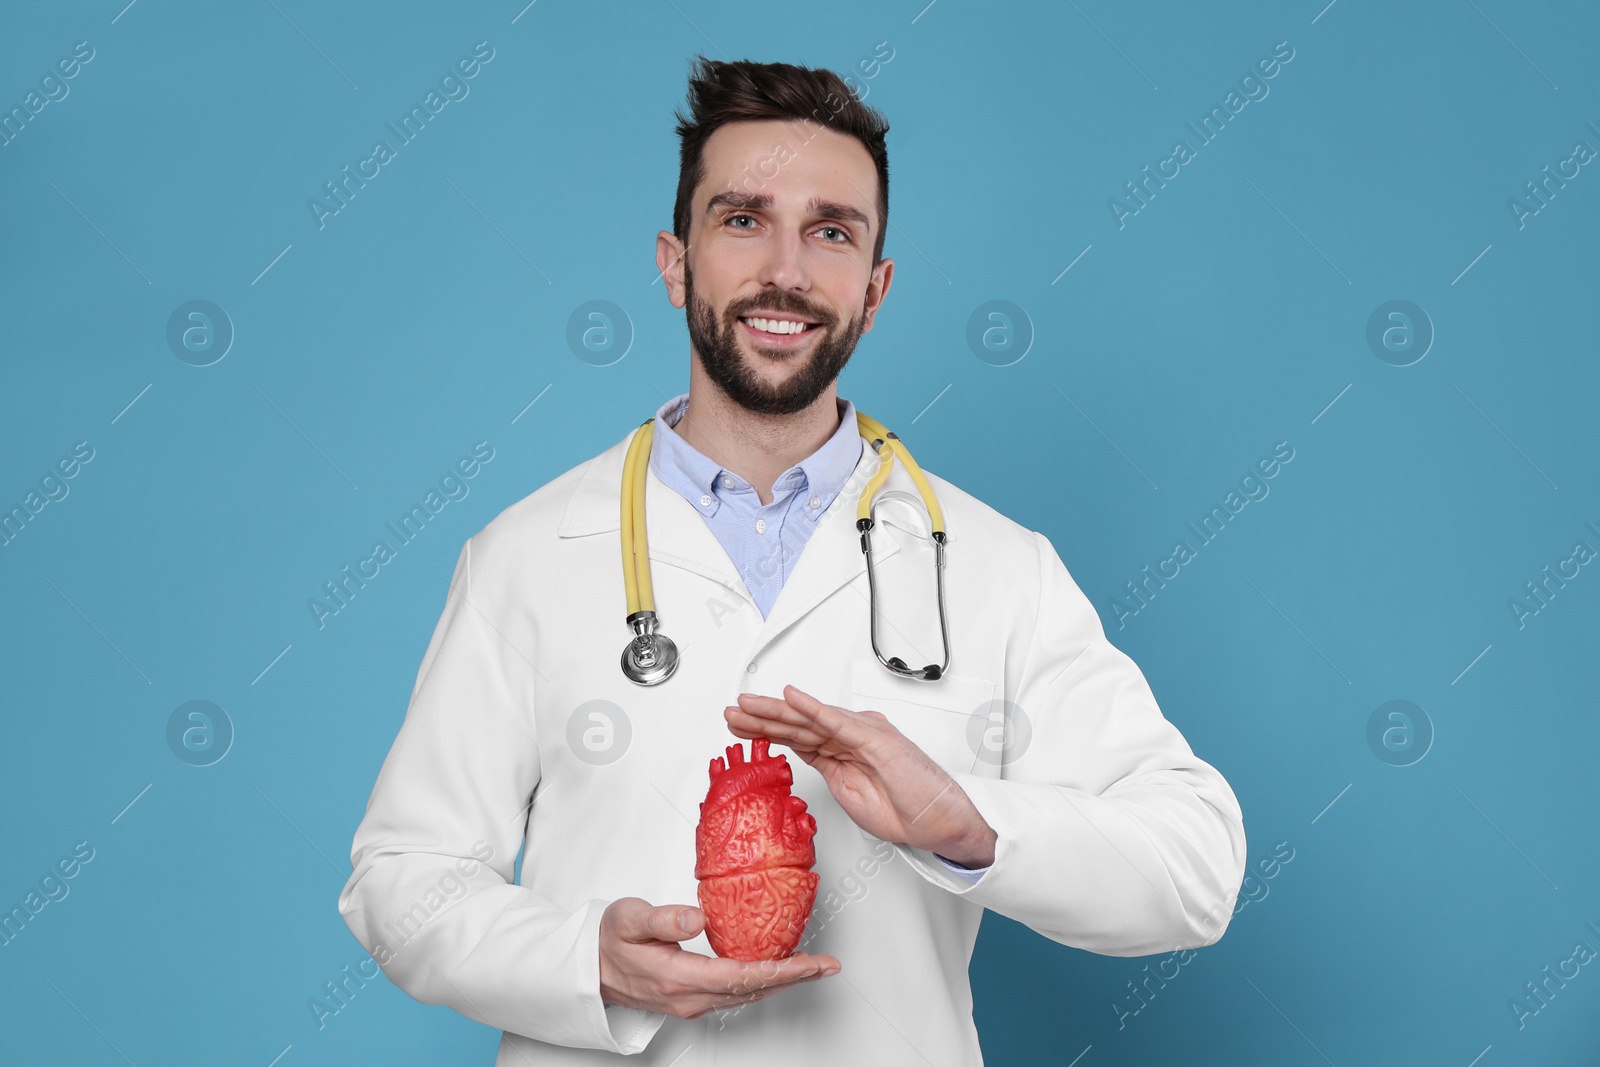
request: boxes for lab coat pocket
[846,665,997,777]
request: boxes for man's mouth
[738,314,822,339]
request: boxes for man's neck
[672,377,842,506]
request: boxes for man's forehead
[697,120,876,216]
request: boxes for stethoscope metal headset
[619,409,952,686]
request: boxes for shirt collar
[648,392,864,520]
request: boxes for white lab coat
[338,421,1247,1065]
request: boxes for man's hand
[598,898,840,1020]
[724,685,997,867]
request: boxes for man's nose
[754,226,811,293]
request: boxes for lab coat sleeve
[893,529,1248,956]
[337,537,666,1054]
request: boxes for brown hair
[671,56,891,265]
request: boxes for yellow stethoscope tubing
[853,411,945,536]
[621,411,943,617]
[621,417,657,615]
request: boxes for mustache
[725,296,835,328]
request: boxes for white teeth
[742,316,810,335]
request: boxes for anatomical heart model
[695,738,820,960]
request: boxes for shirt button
[808,495,821,509]
[720,474,735,489]
[755,518,767,535]
[699,494,712,507]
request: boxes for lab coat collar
[557,419,917,653]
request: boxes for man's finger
[629,904,702,943]
[737,690,860,747]
[785,686,876,749]
[733,693,817,729]
[724,707,830,750]
[701,964,837,1013]
[678,951,836,992]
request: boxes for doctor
[339,55,1247,1065]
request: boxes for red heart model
[695,737,820,960]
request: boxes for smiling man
[340,56,1247,1066]
[659,81,891,507]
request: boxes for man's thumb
[677,908,703,936]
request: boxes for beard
[683,262,866,417]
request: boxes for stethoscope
[619,409,952,686]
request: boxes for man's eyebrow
[809,199,872,234]
[705,191,873,234]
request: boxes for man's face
[658,119,893,416]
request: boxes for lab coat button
[747,661,758,673]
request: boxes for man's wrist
[931,824,997,869]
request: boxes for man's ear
[861,256,894,333]
[656,231,690,309]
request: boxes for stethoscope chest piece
[621,609,679,685]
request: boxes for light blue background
[2,0,1597,1064]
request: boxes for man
[339,56,1246,1065]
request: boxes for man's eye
[818,226,851,243]
[728,214,757,229]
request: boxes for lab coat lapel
[752,436,901,654]
[556,426,755,611]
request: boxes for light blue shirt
[648,392,863,619]
[647,392,989,884]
